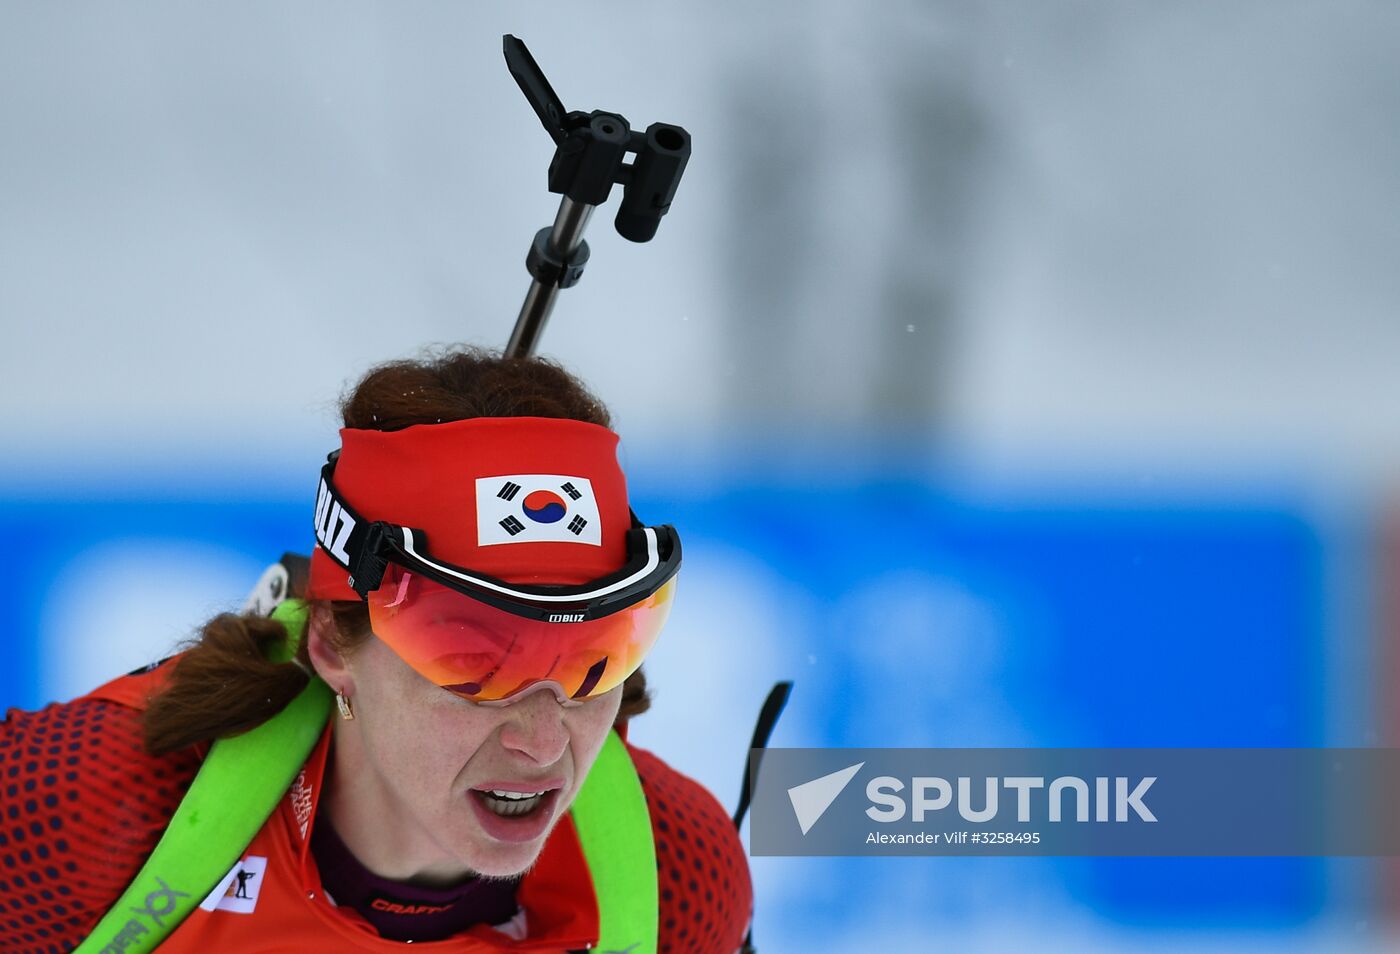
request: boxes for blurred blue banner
[1,459,1329,942]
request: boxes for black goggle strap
[313,459,428,600]
[313,459,377,589]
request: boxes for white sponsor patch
[476,475,602,547]
[200,855,268,915]
[289,768,315,842]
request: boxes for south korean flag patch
[476,475,603,547]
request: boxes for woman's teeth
[478,790,547,817]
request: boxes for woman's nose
[495,682,570,766]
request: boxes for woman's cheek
[423,687,501,760]
[368,676,480,775]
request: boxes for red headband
[307,417,631,600]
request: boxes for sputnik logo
[787,762,864,835]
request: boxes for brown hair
[143,347,651,755]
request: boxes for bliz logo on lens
[548,613,586,623]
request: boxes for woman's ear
[306,603,355,695]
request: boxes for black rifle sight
[502,34,691,358]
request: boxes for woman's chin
[460,839,549,879]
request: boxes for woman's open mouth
[467,782,564,843]
[477,788,548,817]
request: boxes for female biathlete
[0,349,752,953]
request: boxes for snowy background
[3,2,1400,950]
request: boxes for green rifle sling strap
[571,731,659,953]
[75,600,332,954]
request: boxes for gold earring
[336,691,355,720]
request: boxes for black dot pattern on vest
[0,697,201,952]
[628,743,753,953]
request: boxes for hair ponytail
[143,613,311,754]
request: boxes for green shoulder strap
[572,731,659,953]
[75,600,332,954]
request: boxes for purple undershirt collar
[310,814,521,942]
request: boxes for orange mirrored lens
[366,565,675,702]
